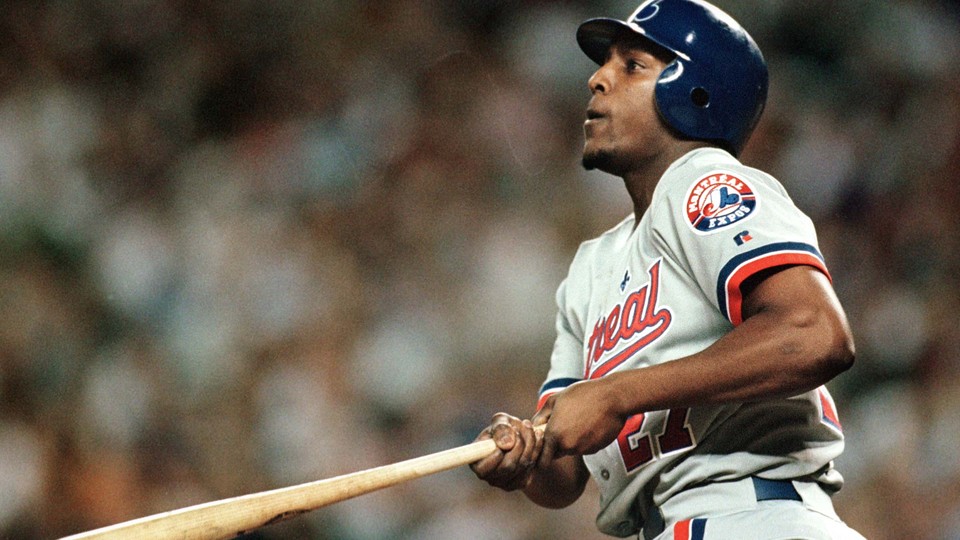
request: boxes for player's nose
[588,62,612,95]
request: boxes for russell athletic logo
[734,230,753,246]
[685,172,757,234]
[586,259,672,380]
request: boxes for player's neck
[623,175,656,222]
[623,141,709,221]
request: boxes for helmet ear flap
[690,87,710,108]
[654,59,713,140]
[654,56,753,155]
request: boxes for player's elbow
[820,323,855,379]
[795,306,855,381]
[832,321,856,372]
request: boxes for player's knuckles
[520,440,538,466]
[533,434,546,461]
[498,446,527,471]
[470,453,503,477]
[518,425,537,454]
[516,448,535,471]
[490,411,520,426]
[489,423,517,449]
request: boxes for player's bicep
[741,265,833,318]
[740,265,854,362]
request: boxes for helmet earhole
[691,87,710,108]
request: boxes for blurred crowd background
[0,0,958,538]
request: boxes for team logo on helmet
[684,171,757,233]
[632,0,664,22]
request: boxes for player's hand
[535,380,627,466]
[469,412,544,492]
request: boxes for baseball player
[470,1,866,539]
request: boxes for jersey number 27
[618,408,697,472]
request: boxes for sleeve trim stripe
[818,386,843,432]
[536,391,557,412]
[537,377,580,410]
[717,242,830,326]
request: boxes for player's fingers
[497,426,528,472]
[488,413,520,450]
[471,414,517,474]
[497,419,546,490]
[472,414,525,478]
[516,419,538,470]
[476,447,529,491]
[532,396,554,427]
[540,427,558,469]
[469,445,504,477]
[489,421,517,452]
[533,421,545,461]
[469,425,505,477]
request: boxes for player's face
[582,38,674,175]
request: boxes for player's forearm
[523,454,589,509]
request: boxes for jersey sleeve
[651,167,830,327]
[537,257,588,411]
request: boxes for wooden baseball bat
[60,427,536,540]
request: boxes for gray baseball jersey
[538,148,846,537]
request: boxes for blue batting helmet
[577,0,768,156]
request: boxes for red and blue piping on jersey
[817,386,842,432]
[717,242,831,326]
[537,377,580,411]
[674,518,707,540]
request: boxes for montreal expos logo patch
[684,172,757,234]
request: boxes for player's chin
[582,146,612,172]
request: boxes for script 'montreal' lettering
[585,259,672,379]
